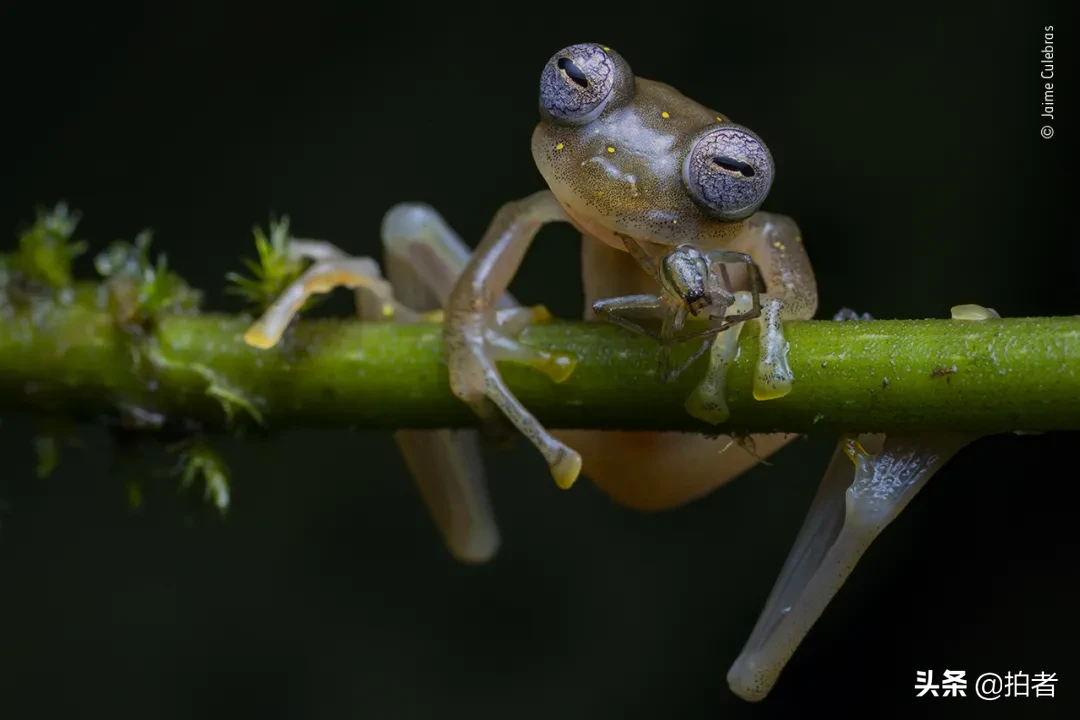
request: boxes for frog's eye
[683,125,775,220]
[539,43,632,124]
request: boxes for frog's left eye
[539,43,632,124]
[682,125,775,220]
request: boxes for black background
[1,1,1075,718]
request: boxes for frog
[242,40,817,542]
[436,43,819,507]
[238,42,977,701]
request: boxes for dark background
[1,1,1075,718]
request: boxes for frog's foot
[490,305,576,383]
[446,308,581,490]
[685,291,755,424]
[726,431,975,701]
[726,301,1001,701]
[753,295,794,401]
[242,241,415,350]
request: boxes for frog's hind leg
[726,303,998,701]
[380,203,525,564]
[726,431,975,701]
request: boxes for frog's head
[531,43,774,251]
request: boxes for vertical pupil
[557,57,590,88]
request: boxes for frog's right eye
[682,125,775,221]
[539,43,632,124]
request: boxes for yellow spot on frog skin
[555,142,564,151]
[772,240,786,251]
[716,115,725,122]
[607,146,615,153]
[602,46,610,51]
[672,219,678,224]
[661,111,670,118]
[597,190,604,197]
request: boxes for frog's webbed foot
[726,303,999,701]
[444,190,582,490]
[726,431,975,701]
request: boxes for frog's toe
[726,432,973,701]
[491,306,577,384]
[752,296,794,401]
[446,313,582,490]
[242,255,405,350]
[685,291,755,424]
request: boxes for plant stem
[1,305,1078,435]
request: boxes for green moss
[226,216,314,312]
[94,230,202,325]
[2,203,87,294]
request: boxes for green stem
[1,305,1078,434]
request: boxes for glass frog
[243,41,817,539]
[239,43,984,701]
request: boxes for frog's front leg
[725,304,997,701]
[731,212,819,401]
[444,189,583,490]
[554,234,803,512]
[682,213,819,443]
